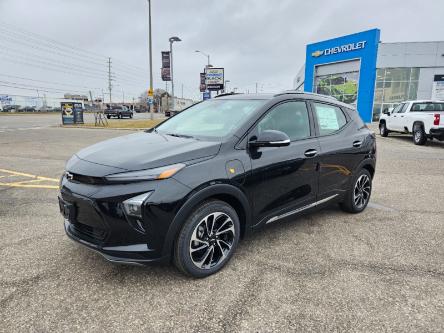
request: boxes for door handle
[400,115,404,117]
[304,149,318,158]
[353,140,362,147]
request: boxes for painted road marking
[0,168,59,189]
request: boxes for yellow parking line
[0,168,58,182]
[0,168,60,189]
[0,182,59,189]
[8,179,48,185]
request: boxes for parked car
[59,91,376,277]
[19,106,36,112]
[104,105,133,119]
[2,105,21,112]
[379,100,444,145]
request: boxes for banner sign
[200,72,206,92]
[161,51,171,81]
[432,74,444,100]
[206,68,224,91]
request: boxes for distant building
[295,29,444,122]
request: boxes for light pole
[169,36,181,112]
[147,0,154,120]
[195,50,212,98]
[195,50,211,68]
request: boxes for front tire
[413,124,427,145]
[379,122,388,137]
[174,200,240,278]
[340,169,372,214]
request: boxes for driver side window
[257,101,310,141]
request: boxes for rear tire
[340,169,372,214]
[106,115,110,119]
[413,124,427,145]
[174,200,240,278]
[379,122,388,137]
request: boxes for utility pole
[108,57,112,103]
[181,84,183,98]
[147,0,154,120]
[122,90,125,104]
[255,82,258,94]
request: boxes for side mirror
[382,110,390,115]
[249,130,290,148]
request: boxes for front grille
[71,222,107,242]
[67,172,106,185]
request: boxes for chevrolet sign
[312,41,366,57]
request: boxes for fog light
[122,192,152,218]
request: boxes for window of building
[257,101,310,141]
[313,103,347,136]
[373,67,420,121]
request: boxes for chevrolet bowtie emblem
[312,50,324,57]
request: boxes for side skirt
[265,194,339,225]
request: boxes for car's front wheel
[340,169,372,213]
[174,200,240,278]
[379,122,388,137]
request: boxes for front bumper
[59,174,191,266]
[64,219,167,265]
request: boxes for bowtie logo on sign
[312,41,367,57]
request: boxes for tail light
[434,114,440,126]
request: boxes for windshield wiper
[166,133,195,139]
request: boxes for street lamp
[195,50,211,68]
[169,36,181,112]
[146,0,154,120]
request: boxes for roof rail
[214,92,243,98]
[274,90,338,101]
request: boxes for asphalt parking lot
[1,116,443,332]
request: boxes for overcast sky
[0,0,443,105]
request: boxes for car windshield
[156,99,266,140]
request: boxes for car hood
[70,131,221,175]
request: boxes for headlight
[122,191,153,218]
[105,163,185,183]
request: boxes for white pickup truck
[379,100,444,145]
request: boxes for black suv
[59,92,376,277]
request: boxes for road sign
[148,89,154,97]
[147,97,154,105]
[206,68,224,91]
[203,91,211,100]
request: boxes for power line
[0,73,102,90]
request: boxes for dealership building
[294,29,444,122]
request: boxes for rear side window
[411,102,444,112]
[313,102,347,136]
[257,101,310,141]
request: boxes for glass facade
[314,71,359,105]
[372,67,420,121]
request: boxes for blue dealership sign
[304,29,380,123]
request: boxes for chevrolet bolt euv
[59,92,376,277]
